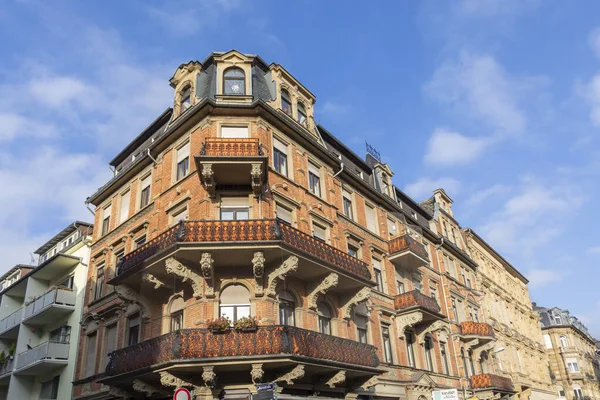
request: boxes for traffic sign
[174,387,192,400]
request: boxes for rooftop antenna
[29,253,36,265]
[365,141,381,162]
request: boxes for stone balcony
[195,138,267,197]
[388,233,429,269]
[470,373,515,393]
[103,326,381,388]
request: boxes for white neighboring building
[0,221,92,400]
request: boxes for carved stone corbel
[251,363,264,384]
[325,370,346,388]
[252,252,265,297]
[395,311,423,338]
[417,320,447,345]
[202,164,215,198]
[341,287,371,320]
[200,253,215,298]
[159,371,193,388]
[307,273,339,310]
[114,285,151,320]
[132,379,167,397]
[251,163,263,197]
[266,256,299,297]
[202,366,217,388]
[109,386,134,399]
[165,257,204,298]
[463,338,480,353]
[473,341,497,361]
[275,364,305,385]
[143,273,170,290]
[360,376,379,389]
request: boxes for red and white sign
[174,388,192,400]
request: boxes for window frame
[139,173,151,209]
[342,189,354,220]
[308,161,322,197]
[127,315,141,347]
[406,330,416,368]
[281,89,292,115]
[297,102,307,127]
[278,291,296,327]
[101,204,111,236]
[223,67,246,95]
[94,262,105,301]
[382,325,393,364]
[273,137,289,177]
[180,86,191,112]
[84,332,97,377]
[175,140,190,181]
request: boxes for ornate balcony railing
[116,220,371,281]
[105,325,379,376]
[394,290,441,314]
[389,233,428,260]
[460,322,495,338]
[470,374,514,392]
[199,138,263,157]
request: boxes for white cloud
[587,246,600,255]
[424,127,489,165]
[29,76,88,108]
[457,0,540,18]
[321,101,351,116]
[589,28,600,59]
[404,177,461,200]
[526,268,563,288]
[425,52,526,135]
[585,73,600,127]
[0,113,58,142]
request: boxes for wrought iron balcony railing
[470,374,514,392]
[199,138,263,157]
[460,321,495,338]
[394,289,441,314]
[116,219,371,281]
[388,233,429,269]
[105,325,379,376]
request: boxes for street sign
[433,389,459,400]
[257,383,275,391]
[174,387,192,400]
[253,383,277,400]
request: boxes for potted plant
[0,351,6,366]
[235,316,258,332]
[207,316,231,333]
[8,343,15,359]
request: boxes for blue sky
[1,0,599,336]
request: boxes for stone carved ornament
[200,252,215,298]
[253,252,266,296]
[114,285,151,320]
[396,311,424,338]
[275,364,305,385]
[325,370,346,388]
[251,363,264,384]
[132,379,167,397]
[341,287,371,320]
[165,257,204,298]
[266,256,299,297]
[308,273,339,310]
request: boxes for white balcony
[22,288,76,326]
[0,308,22,338]
[15,341,69,375]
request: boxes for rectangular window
[554,314,562,324]
[342,189,353,220]
[221,126,249,138]
[543,334,553,348]
[365,204,377,233]
[220,197,249,220]
[567,358,580,373]
[382,325,393,364]
[452,298,460,322]
[430,286,438,302]
[135,235,146,249]
[171,311,183,332]
[39,376,60,400]
[373,259,384,292]
[313,222,327,242]
[85,333,97,377]
[101,204,111,236]
[114,249,124,268]
[276,203,293,225]
[387,218,397,236]
[355,315,368,344]
[119,190,130,224]
[308,162,321,197]
[574,389,583,399]
[425,336,434,371]
[406,331,416,368]
[128,315,140,346]
[57,275,74,290]
[440,342,450,374]
[170,206,188,226]
[94,264,104,301]
[397,280,405,295]
[348,244,359,258]
[49,325,71,344]
[140,174,151,208]
[176,141,190,181]
[102,324,117,371]
[273,138,288,176]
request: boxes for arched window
[557,385,566,398]
[169,296,184,332]
[223,67,245,95]
[317,303,332,335]
[480,350,489,374]
[560,335,568,348]
[281,89,291,115]
[573,384,583,399]
[424,334,435,371]
[297,102,307,127]
[180,86,191,112]
[220,284,250,323]
[278,290,295,326]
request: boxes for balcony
[394,290,445,335]
[105,326,380,385]
[22,287,76,326]
[15,341,69,375]
[389,233,429,269]
[0,308,22,338]
[470,374,515,393]
[0,358,14,383]
[195,138,267,197]
[460,322,495,338]
[394,290,441,314]
[114,220,373,290]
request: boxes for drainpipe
[332,162,344,178]
[147,148,158,164]
[84,200,95,216]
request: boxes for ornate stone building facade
[535,305,600,400]
[72,50,546,400]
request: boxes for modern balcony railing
[106,325,379,376]
[394,290,441,314]
[0,358,13,377]
[23,287,76,322]
[199,138,263,157]
[460,322,495,338]
[116,219,372,281]
[470,374,514,392]
[16,341,69,371]
[0,308,22,335]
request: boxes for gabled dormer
[214,50,255,103]
[270,63,316,133]
[433,188,454,217]
[170,60,202,117]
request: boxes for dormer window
[281,89,291,115]
[181,86,191,111]
[223,67,245,95]
[297,102,307,127]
